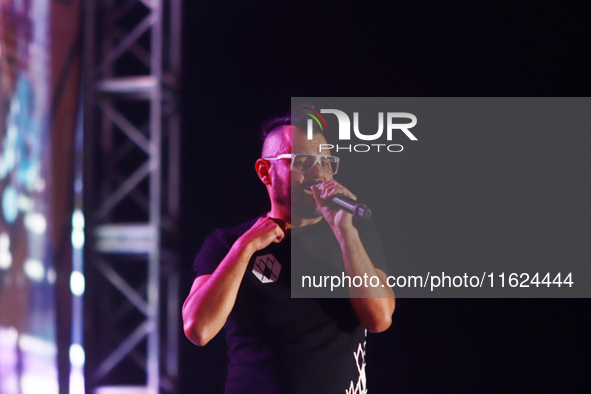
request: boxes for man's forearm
[182,238,254,346]
[183,217,284,345]
[336,227,395,333]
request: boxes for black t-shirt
[193,217,387,394]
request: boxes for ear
[255,159,272,185]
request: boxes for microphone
[327,195,372,219]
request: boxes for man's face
[290,128,333,218]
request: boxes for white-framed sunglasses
[264,153,340,175]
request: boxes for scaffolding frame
[83,0,181,393]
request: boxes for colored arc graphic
[303,107,328,131]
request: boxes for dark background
[179,1,590,393]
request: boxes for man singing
[183,107,395,393]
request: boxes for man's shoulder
[207,216,262,243]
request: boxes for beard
[271,169,322,219]
[291,199,322,218]
[290,179,323,219]
[272,170,291,208]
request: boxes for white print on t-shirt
[252,254,281,283]
[346,329,368,394]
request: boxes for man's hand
[310,180,357,235]
[239,216,285,252]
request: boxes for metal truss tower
[83,0,181,393]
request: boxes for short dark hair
[260,104,322,141]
